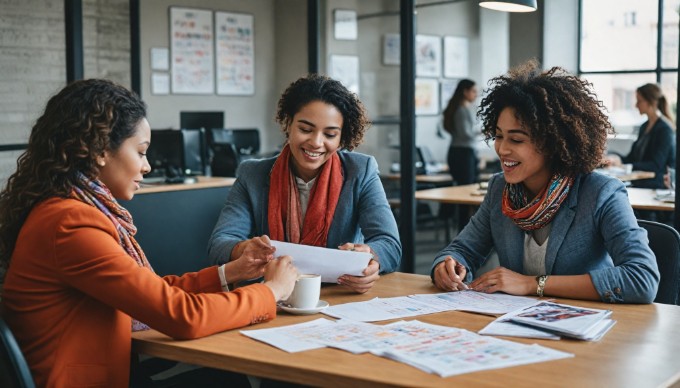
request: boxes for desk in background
[121,177,235,276]
[416,183,675,212]
[132,272,680,387]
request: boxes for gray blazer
[208,151,402,273]
[431,172,660,303]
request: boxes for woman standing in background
[606,83,676,189]
[442,79,480,229]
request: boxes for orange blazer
[1,198,277,387]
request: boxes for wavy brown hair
[0,79,146,270]
[276,73,370,151]
[478,60,614,176]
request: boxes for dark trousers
[447,146,479,231]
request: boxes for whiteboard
[215,12,255,95]
[170,7,214,94]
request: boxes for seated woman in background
[431,60,659,303]
[0,79,297,387]
[208,74,402,294]
[605,83,676,189]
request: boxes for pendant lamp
[479,0,537,12]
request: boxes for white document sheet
[270,240,372,283]
[322,296,445,322]
[410,291,540,315]
[240,318,332,353]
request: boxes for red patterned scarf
[268,144,343,247]
[502,173,574,231]
[72,172,153,331]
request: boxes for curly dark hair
[0,79,146,269]
[275,73,370,151]
[478,60,614,176]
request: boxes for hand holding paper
[270,240,373,283]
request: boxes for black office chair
[638,220,680,305]
[210,142,240,177]
[0,318,35,388]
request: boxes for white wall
[543,0,579,73]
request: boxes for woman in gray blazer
[208,74,401,294]
[432,60,659,303]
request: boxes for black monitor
[147,129,205,177]
[180,111,224,131]
[209,128,260,157]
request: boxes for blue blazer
[431,172,660,303]
[208,151,402,273]
[622,118,675,189]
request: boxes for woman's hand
[263,256,298,301]
[338,243,379,294]
[603,154,622,167]
[469,266,535,295]
[433,257,468,291]
[225,235,275,283]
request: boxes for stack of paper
[489,301,616,341]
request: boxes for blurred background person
[442,79,480,230]
[605,83,676,189]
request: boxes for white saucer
[278,300,329,315]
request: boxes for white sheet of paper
[323,296,444,322]
[240,318,332,353]
[270,240,372,283]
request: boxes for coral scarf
[268,145,343,247]
[71,172,153,331]
[502,173,574,231]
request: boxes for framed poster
[416,35,441,77]
[215,12,255,95]
[333,9,357,40]
[415,78,440,116]
[150,47,169,71]
[440,79,458,111]
[383,33,400,65]
[330,55,359,94]
[170,7,214,94]
[444,36,469,79]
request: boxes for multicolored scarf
[501,174,574,231]
[71,172,153,331]
[267,144,343,247]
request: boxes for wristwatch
[536,275,548,297]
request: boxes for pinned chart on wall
[330,55,360,94]
[215,11,255,95]
[415,78,440,116]
[170,7,214,94]
[444,36,469,79]
[416,35,442,78]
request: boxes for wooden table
[416,184,675,212]
[132,273,680,387]
[137,176,236,194]
[383,173,453,185]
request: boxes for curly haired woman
[431,60,659,303]
[208,74,401,294]
[0,79,297,387]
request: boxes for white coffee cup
[284,274,321,309]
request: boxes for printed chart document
[323,296,444,322]
[241,319,573,377]
[508,301,615,341]
[271,240,372,283]
[410,291,539,315]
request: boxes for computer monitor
[209,128,260,157]
[147,129,205,177]
[180,111,224,131]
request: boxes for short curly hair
[0,79,146,267]
[275,74,370,151]
[478,60,614,176]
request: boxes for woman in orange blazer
[0,79,298,387]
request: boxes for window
[580,0,679,134]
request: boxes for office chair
[0,318,36,388]
[638,220,680,305]
[211,142,240,177]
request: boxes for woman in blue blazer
[208,74,401,293]
[432,61,659,303]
